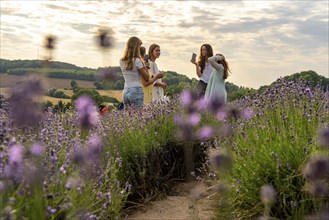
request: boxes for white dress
[204,55,227,103]
[150,61,164,102]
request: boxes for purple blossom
[318,127,329,148]
[8,144,24,165]
[88,134,102,154]
[242,107,254,120]
[188,113,200,126]
[198,126,213,140]
[75,95,99,129]
[260,184,276,205]
[180,90,193,108]
[30,143,44,156]
[216,108,227,121]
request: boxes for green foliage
[71,88,103,106]
[71,80,79,92]
[48,88,70,99]
[283,70,329,89]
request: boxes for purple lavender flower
[9,76,45,126]
[303,156,329,181]
[188,113,200,126]
[75,95,99,129]
[180,90,193,108]
[96,27,114,49]
[30,143,44,156]
[8,144,24,165]
[209,150,232,170]
[242,107,254,120]
[197,126,213,140]
[260,184,276,205]
[88,134,102,154]
[318,127,329,148]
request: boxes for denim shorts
[123,86,144,108]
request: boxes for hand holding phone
[191,53,197,63]
[144,54,149,62]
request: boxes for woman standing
[140,46,164,104]
[120,36,149,108]
[148,43,167,103]
[191,44,214,98]
[204,54,230,103]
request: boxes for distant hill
[1,59,327,100]
[257,70,329,94]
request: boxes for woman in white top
[148,44,167,103]
[191,44,214,98]
[120,36,149,108]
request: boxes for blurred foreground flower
[260,184,276,206]
[75,95,99,130]
[9,76,45,126]
[318,127,329,148]
[96,27,114,49]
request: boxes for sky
[0,0,328,89]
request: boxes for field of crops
[0,77,328,219]
[0,74,123,102]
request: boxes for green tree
[71,88,103,106]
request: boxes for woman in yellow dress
[140,46,164,104]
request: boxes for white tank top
[199,62,213,83]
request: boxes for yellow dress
[142,75,153,104]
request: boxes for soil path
[124,181,218,220]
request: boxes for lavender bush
[212,79,329,219]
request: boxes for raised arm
[191,59,202,78]
[208,55,224,72]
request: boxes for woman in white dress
[204,54,230,103]
[148,44,167,103]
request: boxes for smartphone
[191,53,197,62]
[144,54,149,62]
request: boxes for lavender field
[0,75,328,220]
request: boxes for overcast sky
[1,0,328,89]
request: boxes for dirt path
[124,181,218,220]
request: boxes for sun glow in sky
[0,0,328,88]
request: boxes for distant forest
[1,59,328,101]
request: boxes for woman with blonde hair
[139,46,164,104]
[204,53,230,103]
[148,43,167,102]
[120,36,150,108]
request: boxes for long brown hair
[148,43,160,62]
[197,44,213,73]
[121,36,144,70]
[218,57,230,80]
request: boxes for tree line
[1,59,327,101]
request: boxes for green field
[0,74,123,102]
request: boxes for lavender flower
[260,184,276,205]
[75,95,99,129]
[9,76,45,126]
[180,90,193,108]
[30,143,44,156]
[242,107,254,120]
[8,144,24,165]
[303,156,329,181]
[197,126,213,140]
[318,127,329,148]
[96,27,114,49]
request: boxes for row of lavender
[210,79,329,219]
